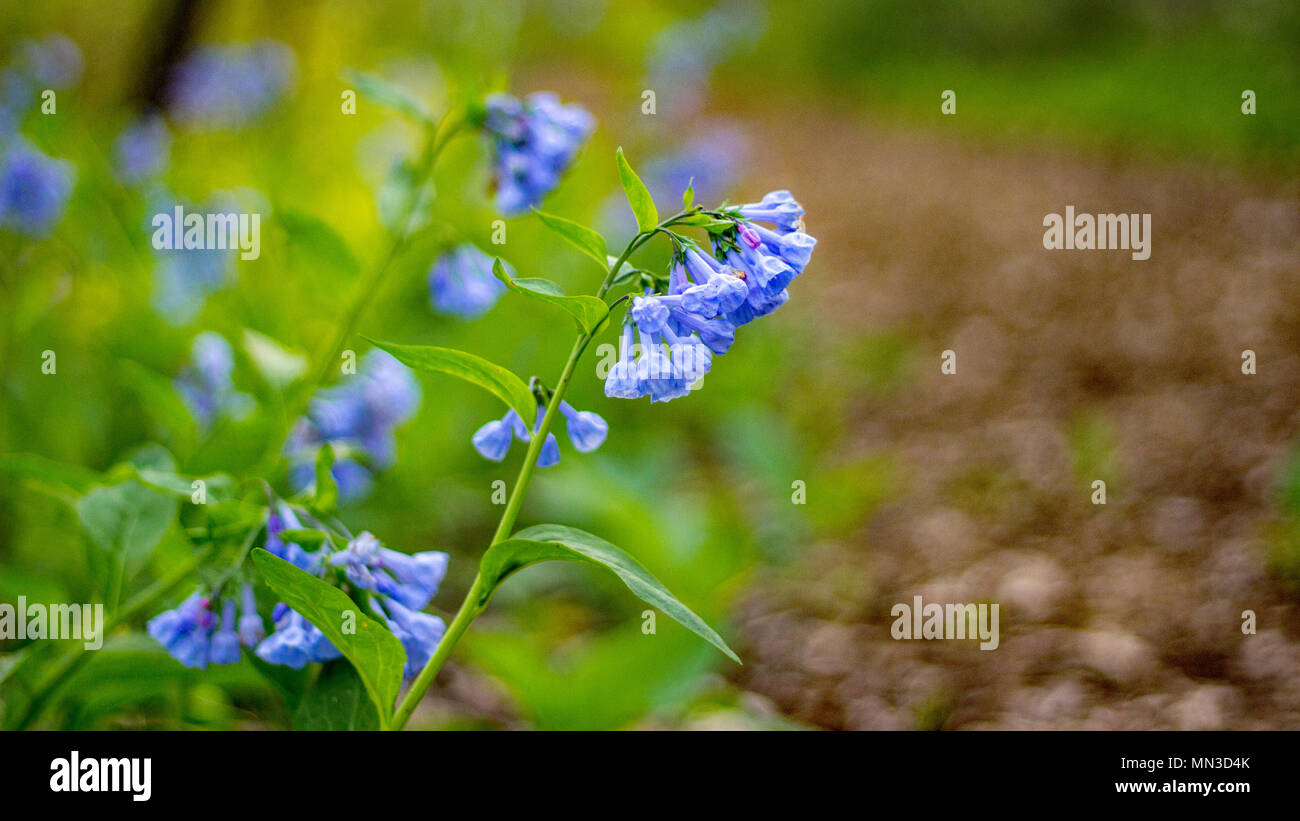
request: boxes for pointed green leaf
[293,660,381,730]
[343,69,434,125]
[478,524,740,664]
[531,208,608,269]
[252,548,406,726]
[76,481,178,569]
[616,147,658,233]
[492,259,609,335]
[682,178,695,210]
[367,339,535,423]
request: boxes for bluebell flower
[534,408,562,467]
[471,408,528,462]
[264,504,326,575]
[286,350,420,501]
[0,138,74,238]
[328,532,449,611]
[147,591,215,669]
[166,40,294,130]
[605,310,717,405]
[208,598,242,665]
[470,406,565,466]
[738,189,805,234]
[558,401,607,453]
[255,606,340,669]
[374,597,446,679]
[113,114,170,184]
[745,223,816,274]
[429,245,507,319]
[483,92,594,215]
[236,583,264,647]
[174,332,254,430]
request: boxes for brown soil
[732,107,1300,729]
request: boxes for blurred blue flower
[113,114,171,184]
[173,332,254,430]
[166,40,294,130]
[286,350,420,501]
[18,35,83,89]
[428,245,507,319]
[645,2,767,118]
[0,138,74,238]
[483,92,593,215]
[147,591,215,669]
[374,597,446,679]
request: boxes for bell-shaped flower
[208,598,242,665]
[558,401,608,453]
[374,598,446,679]
[237,583,265,647]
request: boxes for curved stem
[389,215,685,729]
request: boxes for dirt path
[731,104,1300,729]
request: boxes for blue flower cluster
[147,584,263,669]
[428,245,507,319]
[173,332,254,430]
[605,190,814,402]
[166,40,294,131]
[482,92,594,216]
[471,402,607,467]
[150,511,449,678]
[286,350,421,501]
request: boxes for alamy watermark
[891,595,999,650]
[1043,205,1150,260]
[0,596,105,650]
[151,205,261,260]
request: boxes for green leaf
[492,259,609,335]
[278,211,360,277]
[0,453,100,498]
[531,208,608,269]
[311,444,338,516]
[616,147,658,233]
[682,178,695,210]
[479,524,740,664]
[343,69,433,125]
[76,480,178,569]
[293,660,381,730]
[367,339,535,423]
[252,549,406,726]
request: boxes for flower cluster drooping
[286,350,421,501]
[428,244,507,320]
[149,509,449,678]
[605,190,815,402]
[165,40,295,131]
[482,92,594,216]
[471,402,607,467]
[173,332,254,430]
[147,584,264,670]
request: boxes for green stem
[388,213,692,729]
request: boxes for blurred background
[1,0,1299,729]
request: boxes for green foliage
[491,258,609,335]
[367,338,536,423]
[614,147,658,233]
[251,549,407,727]
[480,524,740,664]
[530,208,609,269]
